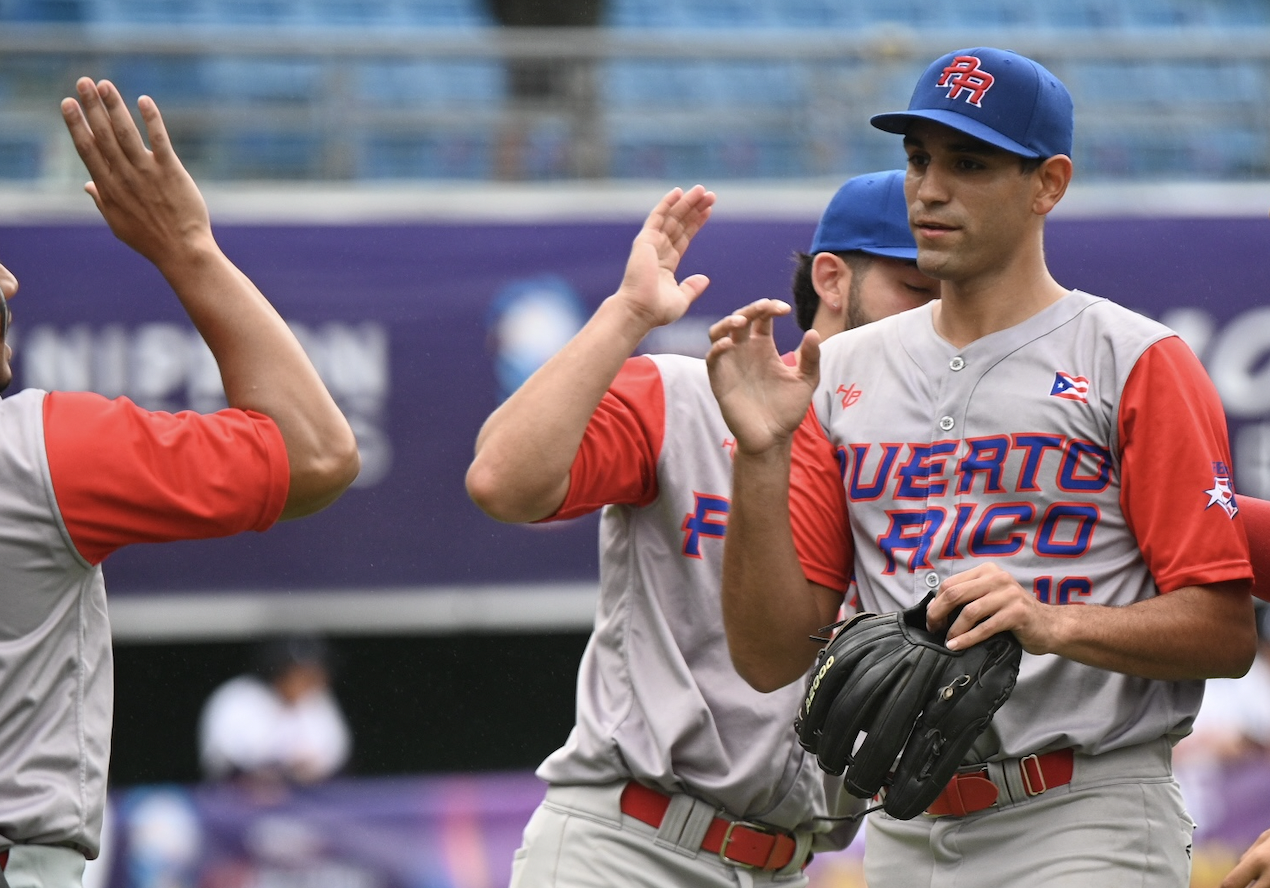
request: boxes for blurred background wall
[3,1,1270,886]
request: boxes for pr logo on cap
[870,47,1074,159]
[938,56,995,107]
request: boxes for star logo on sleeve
[1203,474,1239,519]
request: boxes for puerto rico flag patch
[1205,463,1239,519]
[1050,372,1090,403]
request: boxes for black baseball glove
[795,592,1023,820]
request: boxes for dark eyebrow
[903,132,1003,158]
[949,139,1003,156]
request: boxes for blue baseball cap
[870,48,1073,159]
[810,169,916,260]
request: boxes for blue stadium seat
[91,0,210,23]
[204,58,323,103]
[608,122,803,179]
[204,0,302,25]
[603,60,698,108]
[357,132,496,179]
[603,0,666,27]
[675,0,774,28]
[850,0,953,26]
[210,131,324,178]
[604,60,797,109]
[766,0,852,27]
[1074,126,1264,180]
[506,118,573,180]
[1201,0,1270,26]
[1069,59,1262,107]
[1115,0,1194,27]
[293,0,395,27]
[0,0,86,20]
[356,60,505,107]
[1065,61,1147,104]
[1164,61,1261,104]
[1030,0,1123,28]
[0,135,43,179]
[395,0,492,28]
[1187,128,1265,178]
[698,61,799,107]
[104,57,210,103]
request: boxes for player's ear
[811,252,849,313]
[1032,155,1072,217]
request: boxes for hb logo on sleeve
[937,56,995,106]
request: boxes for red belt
[926,748,1075,817]
[619,781,802,870]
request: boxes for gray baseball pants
[864,738,1194,888]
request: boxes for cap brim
[860,244,918,260]
[870,109,1042,159]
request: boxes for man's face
[902,120,1040,284]
[848,255,939,330]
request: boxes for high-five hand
[61,78,212,272]
[706,299,820,455]
[612,184,716,331]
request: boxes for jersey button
[924,572,941,589]
[950,356,966,371]
[938,416,955,432]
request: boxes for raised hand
[60,78,213,272]
[60,77,359,519]
[1223,828,1270,888]
[612,185,715,331]
[0,263,15,301]
[706,298,820,456]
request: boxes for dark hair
[253,634,332,681]
[1020,155,1044,174]
[790,250,873,331]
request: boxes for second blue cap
[810,169,916,260]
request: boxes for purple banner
[1,215,1268,596]
[97,761,1270,888]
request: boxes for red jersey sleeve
[789,402,854,592]
[548,355,665,521]
[1119,336,1251,593]
[1238,495,1270,602]
[44,391,291,565]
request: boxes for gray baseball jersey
[789,291,1251,760]
[0,388,288,857]
[0,389,112,857]
[538,353,838,835]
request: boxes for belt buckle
[718,820,773,869]
[1020,753,1047,796]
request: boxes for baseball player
[0,79,358,888]
[466,171,937,886]
[706,48,1256,888]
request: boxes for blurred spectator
[486,0,606,179]
[198,635,351,785]
[1177,603,1270,764]
[1174,603,1270,833]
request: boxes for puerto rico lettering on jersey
[682,492,730,558]
[841,433,1113,574]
